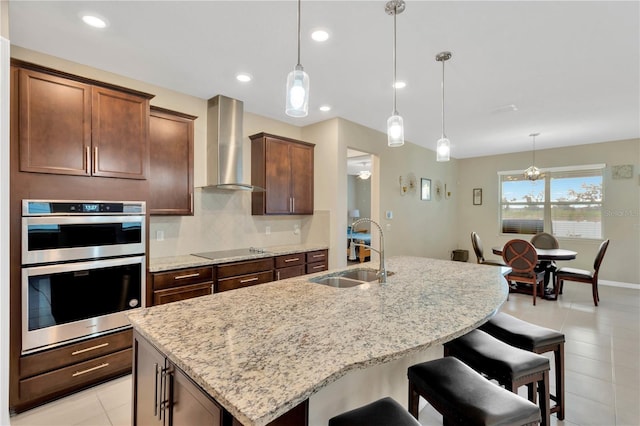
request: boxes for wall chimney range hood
[203,95,263,191]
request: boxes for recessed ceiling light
[311,30,330,42]
[236,73,252,82]
[81,14,108,29]
[319,105,331,112]
[393,81,406,89]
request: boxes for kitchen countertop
[128,256,508,426]
[148,244,329,272]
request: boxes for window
[499,164,604,239]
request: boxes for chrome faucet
[350,218,387,283]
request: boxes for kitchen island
[127,256,509,425]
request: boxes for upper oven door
[22,215,145,265]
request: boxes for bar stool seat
[408,357,541,425]
[444,329,551,426]
[479,312,565,419]
[328,397,420,426]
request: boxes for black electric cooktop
[191,247,270,261]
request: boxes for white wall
[456,139,640,284]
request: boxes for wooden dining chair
[531,232,560,289]
[502,239,546,305]
[471,232,506,266]
[555,240,610,306]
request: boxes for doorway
[347,149,372,264]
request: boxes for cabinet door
[18,68,92,176]
[133,332,167,426]
[149,108,195,215]
[92,86,149,179]
[265,138,293,214]
[170,365,223,426]
[290,143,314,214]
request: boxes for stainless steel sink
[315,276,370,288]
[310,268,394,288]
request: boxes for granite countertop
[128,256,508,426]
[148,244,329,272]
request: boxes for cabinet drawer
[216,270,273,292]
[274,253,304,268]
[20,329,132,378]
[217,258,273,279]
[153,282,212,305]
[275,265,305,280]
[306,250,328,263]
[306,261,328,274]
[153,266,214,290]
[19,348,132,401]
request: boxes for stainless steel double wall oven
[21,200,146,354]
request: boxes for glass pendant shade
[524,165,541,181]
[285,66,309,117]
[387,114,405,147]
[436,137,450,162]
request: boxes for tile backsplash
[149,189,328,258]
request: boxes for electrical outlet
[294,224,300,235]
[265,226,271,235]
[156,230,164,241]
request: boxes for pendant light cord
[392,6,398,115]
[296,0,302,67]
[441,58,445,138]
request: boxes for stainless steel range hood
[203,95,263,191]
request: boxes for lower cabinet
[151,266,214,306]
[17,329,132,411]
[274,253,305,280]
[132,330,223,426]
[305,250,328,274]
[216,258,274,292]
[133,330,308,426]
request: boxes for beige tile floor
[10,282,640,426]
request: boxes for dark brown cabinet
[250,133,314,215]
[305,250,329,274]
[15,61,152,180]
[216,258,274,292]
[18,329,132,407]
[149,107,196,215]
[151,266,214,306]
[133,331,223,426]
[274,253,305,280]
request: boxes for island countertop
[127,256,508,426]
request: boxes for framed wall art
[473,188,482,205]
[421,178,431,201]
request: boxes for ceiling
[8,1,639,159]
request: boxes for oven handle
[22,255,146,276]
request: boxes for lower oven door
[22,255,145,354]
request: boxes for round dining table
[492,246,577,300]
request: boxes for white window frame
[498,164,605,240]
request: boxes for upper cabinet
[250,133,315,215]
[14,61,153,180]
[149,106,196,215]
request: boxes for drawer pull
[174,273,200,280]
[312,265,326,269]
[71,342,109,355]
[72,362,109,377]
[312,254,325,258]
[240,277,259,284]
[284,258,300,262]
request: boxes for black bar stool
[328,397,420,426]
[408,357,541,425]
[480,312,565,419]
[444,329,551,426]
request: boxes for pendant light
[285,0,309,117]
[524,132,541,180]
[385,0,405,147]
[436,51,452,162]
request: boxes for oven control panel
[23,200,145,215]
